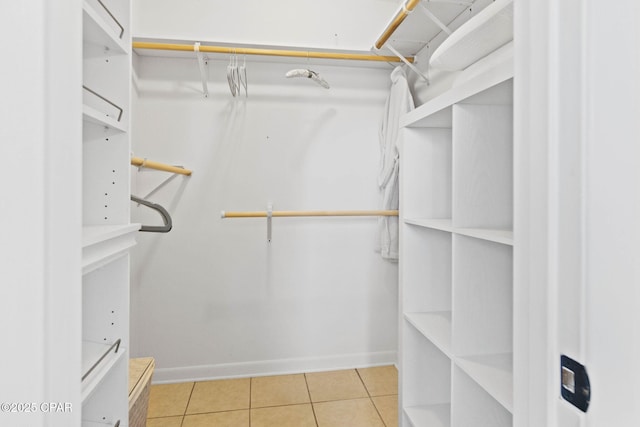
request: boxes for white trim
[151,351,397,384]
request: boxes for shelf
[401,62,513,128]
[83,422,120,427]
[429,0,513,72]
[452,365,512,426]
[83,104,127,134]
[404,218,453,233]
[455,353,513,413]
[405,312,452,357]
[81,340,127,402]
[82,224,140,274]
[404,221,513,245]
[454,227,513,246]
[83,0,128,55]
[404,404,450,427]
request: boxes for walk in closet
[3,0,640,426]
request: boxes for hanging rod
[131,156,192,176]
[132,41,414,63]
[374,0,422,49]
[221,209,399,218]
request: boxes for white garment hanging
[378,66,414,261]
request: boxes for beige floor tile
[314,398,385,427]
[182,410,250,427]
[148,382,194,418]
[251,403,317,427]
[186,378,250,414]
[146,416,184,427]
[357,365,398,396]
[305,369,368,402]
[372,395,399,427]
[251,374,310,408]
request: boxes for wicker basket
[129,358,155,427]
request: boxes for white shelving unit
[82,0,136,425]
[398,60,514,426]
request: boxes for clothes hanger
[285,51,330,89]
[285,68,330,89]
[239,55,248,97]
[131,195,173,233]
[227,53,237,97]
[233,53,241,95]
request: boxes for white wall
[133,0,398,50]
[1,2,82,425]
[130,48,399,381]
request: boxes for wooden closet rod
[131,156,192,176]
[374,0,422,49]
[133,41,414,63]
[221,209,399,218]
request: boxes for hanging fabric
[378,66,414,261]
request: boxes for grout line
[180,382,196,426]
[249,376,253,426]
[370,396,388,427]
[355,369,390,427]
[303,373,320,427]
[355,369,372,398]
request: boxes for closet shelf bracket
[418,3,452,35]
[194,42,209,98]
[385,43,430,83]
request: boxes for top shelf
[83,0,129,55]
[401,56,513,128]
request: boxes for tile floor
[147,365,398,427]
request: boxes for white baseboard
[152,351,397,384]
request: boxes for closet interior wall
[130,0,402,383]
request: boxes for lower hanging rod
[133,41,413,63]
[221,209,399,218]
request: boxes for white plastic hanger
[285,51,330,89]
[238,55,248,97]
[285,69,330,89]
[227,53,239,96]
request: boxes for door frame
[514,0,640,425]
